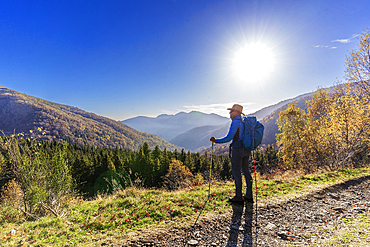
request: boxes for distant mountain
[0,86,179,151]
[120,94,311,151]
[120,111,230,141]
[169,123,230,151]
[175,92,313,152]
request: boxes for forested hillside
[0,86,178,151]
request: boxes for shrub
[192,173,204,186]
[93,169,132,195]
[162,159,193,191]
[0,133,74,219]
[0,179,24,223]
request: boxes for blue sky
[1,0,369,120]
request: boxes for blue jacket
[215,115,244,144]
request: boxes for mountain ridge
[0,85,320,153]
[0,85,179,151]
[120,111,230,141]
[171,92,314,151]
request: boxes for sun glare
[233,43,275,82]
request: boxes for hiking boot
[243,195,254,203]
[228,196,244,204]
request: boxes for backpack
[242,116,264,151]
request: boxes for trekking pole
[208,142,213,198]
[185,143,213,247]
[253,151,258,243]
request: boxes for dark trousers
[230,147,252,197]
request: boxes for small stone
[332,207,344,212]
[327,193,340,200]
[320,209,328,214]
[277,231,289,240]
[188,239,198,245]
[128,232,138,238]
[354,207,366,213]
[266,222,277,230]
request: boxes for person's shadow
[226,203,254,247]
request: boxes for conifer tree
[185,150,195,173]
[172,149,179,161]
[105,150,115,171]
[160,148,170,176]
[193,152,201,173]
[201,151,210,173]
[112,147,125,171]
[220,156,231,180]
[131,143,155,187]
[180,148,187,164]
[152,145,162,162]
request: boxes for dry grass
[1,167,370,246]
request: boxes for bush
[93,169,132,195]
[0,179,24,223]
[0,133,74,219]
[192,173,204,186]
[162,159,193,191]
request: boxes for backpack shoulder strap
[232,117,243,143]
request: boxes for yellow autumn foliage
[277,29,370,172]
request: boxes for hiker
[210,104,253,203]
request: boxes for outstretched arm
[211,120,241,144]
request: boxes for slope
[0,86,178,151]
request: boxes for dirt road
[126,175,370,246]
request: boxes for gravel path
[126,175,370,246]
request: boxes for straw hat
[227,104,244,114]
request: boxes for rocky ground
[125,175,370,246]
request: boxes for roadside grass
[1,167,370,246]
[257,167,370,201]
[316,213,370,246]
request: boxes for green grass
[316,213,370,246]
[256,168,370,201]
[1,167,370,246]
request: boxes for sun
[232,43,275,82]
